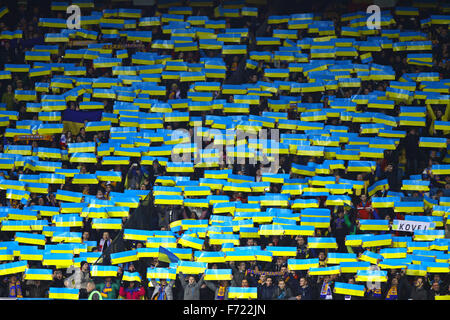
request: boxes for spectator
[86,281,102,300]
[96,277,120,300]
[205,279,230,300]
[273,279,292,300]
[118,281,146,300]
[150,278,175,300]
[65,261,90,291]
[178,272,205,300]
[258,276,276,300]
[409,277,428,300]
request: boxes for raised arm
[205,280,217,292]
[178,272,187,289]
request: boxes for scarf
[297,246,308,258]
[216,286,226,300]
[320,282,332,299]
[101,282,112,298]
[277,289,286,300]
[246,269,284,277]
[370,287,382,298]
[386,286,398,300]
[125,286,140,298]
[9,282,23,298]
[153,285,167,300]
[335,217,345,229]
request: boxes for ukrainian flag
[380,248,407,259]
[91,218,122,230]
[52,214,83,228]
[177,261,207,274]
[23,268,53,281]
[178,234,204,250]
[265,246,297,257]
[401,180,430,192]
[136,248,158,259]
[362,234,393,248]
[419,137,447,148]
[90,265,118,277]
[43,253,73,268]
[355,270,388,282]
[287,258,319,271]
[339,261,371,273]
[194,251,225,264]
[55,190,83,203]
[0,249,14,261]
[424,262,449,273]
[122,271,141,283]
[15,232,46,246]
[309,266,341,276]
[228,287,257,299]
[327,253,358,264]
[406,264,427,276]
[372,196,397,208]
[157,246,180,264]
[0,260,27,276]
[334,282,365,297]
[49,287,79,300]
[147,267,176,280]
[359,250,383,264]
[414,230,445,241]
[359,219,390,231]
[307,237,338,249]
[202,269,231,281]
[110,250,138,265]
[78,252,101,264]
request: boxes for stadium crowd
[0,0,448,300]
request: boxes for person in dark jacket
[258,276,276,300]
[428,281,444,300]
[49,270,65,288]
[272,279,292,300]
[383,276,401,300]
[291,277,313,300]
[230,261,247,287]
[316,276,335,300]
[23,280,48,298]
[409,277,429,300]
[403,129,420,176]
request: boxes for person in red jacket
[356,194,373,220]
[119,281,146,300]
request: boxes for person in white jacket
[65,261,91,290]
[150,278,175,300]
